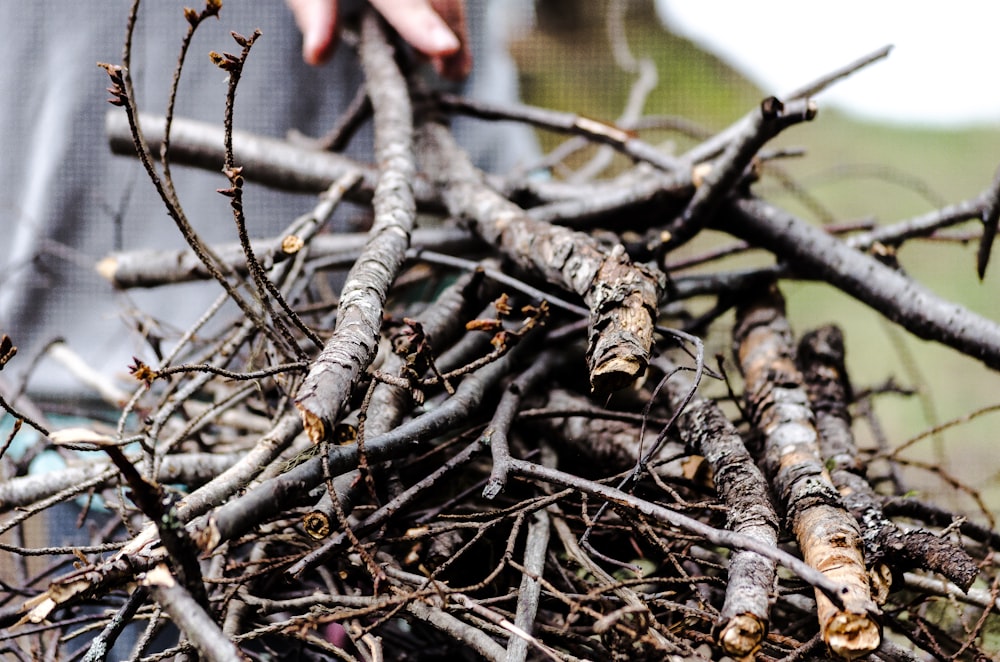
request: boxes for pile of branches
[4,3,1000,660]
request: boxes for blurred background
[510,0,1000,514]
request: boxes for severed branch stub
[417,120,664,392]
[735,283,881,660]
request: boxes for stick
[798,325,979,592]
[658,357,780,659]
[295,12,417,443]
[724,197,1000,371]
[734,285,881,659]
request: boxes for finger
[286,0,339,65]
[369,0,461,57]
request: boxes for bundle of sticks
[3,6,1000,661]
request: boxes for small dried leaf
[494,293,512,316]
[129,357,159,384]
[466,319,502,332]
[208,50,228,68]
[491,330,511,349]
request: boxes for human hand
[285,0,471,80]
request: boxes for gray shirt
[0,0,536,399]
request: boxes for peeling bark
[417,120,664,392]
[798,325,979,593]
[735,284,881,660]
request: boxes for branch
[99,226,479,289]
[505,509,550,662]
[724,197,1000,370]
[143,564,245,662]
[734,285,881,659]
[785,45,893,101]
[797,325,979,592]
[417,120,664,392]
[658,357,780,659]
[295,11,417,443]
[661,96,817,252]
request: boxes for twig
[99,54,282,352]
[0,452,239,512]
[798,325,979,592]
[80,587,147,662]
[661,97,817,253]
[506,458,849,607]
[785,45,893,101]
[215,28,317,358]
[142,564,245,662]
[288,439,482,577]
[481,351,559,499]
[100,226,474,289]
[504,509,550,662]
[656,356,779,659]
[98,445,209,610]
[200,345,520,553]
[977,163,1000,277]
[432,93,679,172]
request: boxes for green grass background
[511,2,1000,513]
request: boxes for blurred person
[0,4,536,655]
[0,0,536,407]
